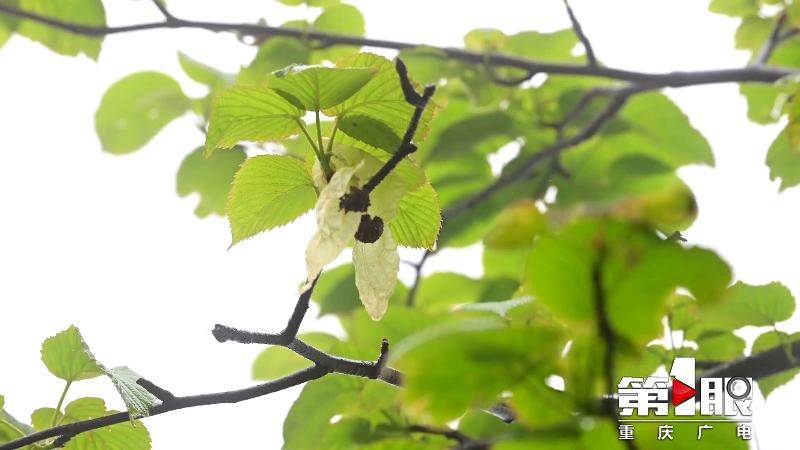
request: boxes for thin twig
[562,0,597,66]
[753,10,788,65]
[405,249,432,306]
[150,0,175,21]
[0,3,795,86]
[408,424,472,444]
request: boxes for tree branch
[0,366,328,450]
[407,424,473,445]
[753,10,788,65]
[405,249,432,307]
[562,0,597,66]
[149,0,175,22]
[0,3,795,86]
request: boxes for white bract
[303,143,405,320]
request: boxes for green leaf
[283,375,397,450]
[101,366,158,421]
[205,86,304,156]
[526,219,732,342]
[311,3,366,64]
[740,83,789,124]
[694,330,746,361]
[95,72,191,155]
[252,332,339,381]
[16,0,106,59]
[30,407,61,431]
[326,53,437,146]
[708,0,759,17]
[0,421,25,446]
[330,134,427,191]
[237,37,311,86]
[178,51,232,89]
[788,93,800,150]
[310,264,409,317]
[414,272,482,311]
[61,397,151,450]
[482,246,530,281]
[766,125,800,191]
[503,29,581,64]
[392,320,561,422]
[463,28,506,51]
[227,154,318,246]
[389,182,441,250]
[484,200,547,250]
[265,65,377,110]
[454,297,533,319]
[176,146,246,218]
[752,330,800,398]
[40,325,103,382]
[735,16,774,52]
[702,281,796,330]
[422,111,517,162]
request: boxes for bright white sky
[1,1,798,449]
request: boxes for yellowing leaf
[228,154,318,246]
[353,228,400,320]
[484,200,545,250]
[205,87,304,156]
[390,181,441,250]
[304,165,363,289]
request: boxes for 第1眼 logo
[617,357,753,418]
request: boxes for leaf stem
[52,381,71,427]
[298,121,333,179]
[326,118,339,156]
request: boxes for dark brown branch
[136,378,176,402]
[442,85,639,223]
[0,366,328,450]
[408,424,472,445]
[405,249,432,306]
[0,3,795,86]
[562,0,597,66]
[753,10,788,65]
[487,67,536,86]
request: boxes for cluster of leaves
[0,326,154,450]
[2,0,800,449]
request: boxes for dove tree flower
[201,53,442,320]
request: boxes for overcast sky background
[1,1,799,449]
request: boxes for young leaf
[40,325,103,382]
[102,366,159,420]
[30,407,61,431]
[324,53,437,150]
[61,398,151,450]
[353,228,400,320]
[264,65,378,110]
[16,0,106,60]
[237,37,312,86]
[752,330,800,398]
[304,165,363,288]
[205,86,304,156]
[95,72,191,155]
[177,146,246,219]
[389,181,441,250]
[228,154,318,246]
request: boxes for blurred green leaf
[176,146,246,218]
[708,0,759,17]
[701,281,796,330]
[694,330,746,361]
[30,407,60,431]
[178,51,232,89]
[766,126,800,191]
[735,16,773,52]
[16,0,106,59]
[253,332,340,381]
[265,64,377,110]
[311,3,366,64]
[40,325,103,382]
[227,154,318,246]
[392,320,561,421]
[205,86,304,156]
[95,72,190,155]
[454,297,533,318]
[397,46,449,84]
[484,200,546,250]
[311,264,409,317]
[752,330,800,398]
